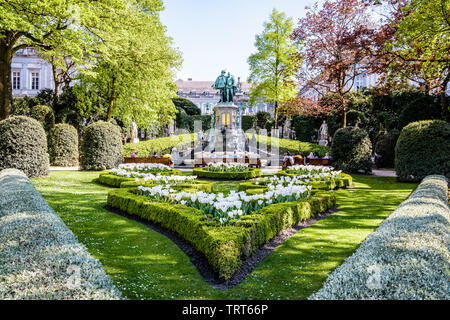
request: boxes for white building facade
[11,47,54,98]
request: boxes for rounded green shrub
[395,120,450,182]
[31,104,54,132]
[80,121,123,170]
[0,116,49,177]
[375,130,399,169]
[48,123,79,166]
[331,126,372,174]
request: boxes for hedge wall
[192,167,262,180]
[0,115,49,177]
[247,134,330,157]
[123,133,196,157]
[310,175,450,300]
[107,187,336,280]
[0,169,121,299]
[395,120,450,182]
[48,123,79,167]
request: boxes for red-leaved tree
[291,0,375,127]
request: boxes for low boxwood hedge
[120,180,214,193]
[192,167,262,180]
[310,175,450,300]
[98,169,183,188]
[107,188,336,280]
[265,172,353,190]
[0,169,121,299]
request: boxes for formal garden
[0,0,449,304]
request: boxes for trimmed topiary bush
[30,104,55,132]
[395,120,450,182]
[0,116,49,177]
[80,121,123,170]
[331,126,372,174]
[48,123,79,167]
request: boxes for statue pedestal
[318,139,328,146]
[209,103,246,153]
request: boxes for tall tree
[0,0,124,120]
[79,0,182,128]
[292,0,374,127]
[247,9,301,130]
[370,0,450,110]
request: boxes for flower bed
[137,183,312,225]
[193,165,262,180]
[310,175,450,300]
[0,169,121,299]
[107,186,335,280]
[98,163,183,188]
[239,169,352,192]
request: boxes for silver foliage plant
[0,169,121,300]
[310,175,450,300]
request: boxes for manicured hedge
[48,123,79,167]
[395,120,450,182]
[331,126,372,174]
[98,169,183,188]
[239,173,353,192]
[0,169,121,299]
[192,167,262,180]
[80,121,123,171]
[107,188,336,280]
[120,180,214,193]
[0,116,49,177]
[310,175,450,300]
[123,133,196,157]
[247,134,330,157]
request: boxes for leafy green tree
[247,9,301,129]
[0,0,124,120]
[372,0,449,110]
[81,0,182,128]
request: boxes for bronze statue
[212,70,237,103]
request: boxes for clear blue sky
[160,0,314,82]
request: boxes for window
[31,72,39,90]
[12,72,20,90]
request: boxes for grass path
[31,172,416,299]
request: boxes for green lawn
[31,171,416,299]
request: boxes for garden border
[192,167,262,180]
[238,173,353,192]
[107,187,336,280]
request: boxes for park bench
[124,157,174,167]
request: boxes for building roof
[175,78,251,94]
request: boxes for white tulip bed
[206,162,250,173]
[0,169,121,299]
[137,182,312,224]
[118,163,172,173]
[310,175,450,300]
[110,168,196,184]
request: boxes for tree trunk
[343,109,347,128]
[274,101,278,130]
[440,73,449,112]
[106,98,114,121]
[0,43,13,120]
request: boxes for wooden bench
[124,157,174,167]
[282,155,304,169]
[307,158,331,166]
